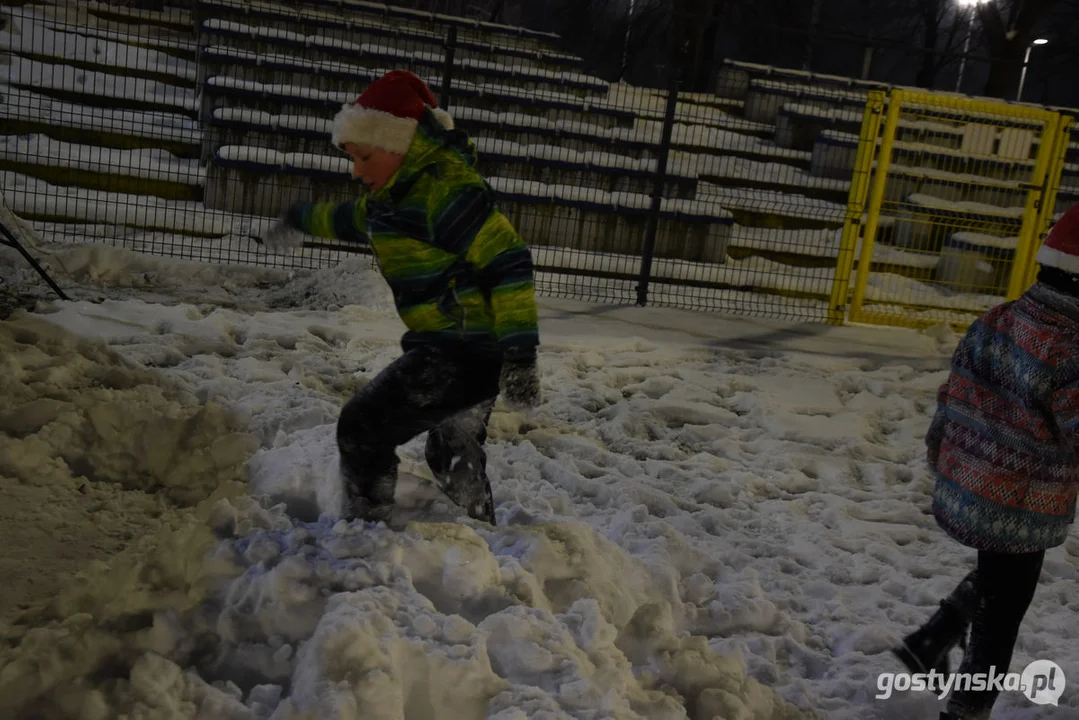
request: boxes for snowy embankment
[1,244,1076,719]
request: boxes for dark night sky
[489,0,1079,110]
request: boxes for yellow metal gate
[830,89,1074,329]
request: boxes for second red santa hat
[1036,203,1079,275]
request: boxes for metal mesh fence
[869,101,1046,323]
[2,0,1077,326]
[847,89,1075,329]
[689,62,892,322]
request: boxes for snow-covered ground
[1,242,1075,719]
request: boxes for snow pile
[0,316,258,507]
[861,272,1003,314]
[5,246,1078,719]
[0,309,260,692]
[0,487,811,719]
[16,220,347,273]
[11,239,394,313]
[0,288,811,718]
[147,494,806,720]
[259,255,396,312]
[27,240,285,297]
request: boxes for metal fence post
[193,0,203,130]
[440,27,458,110]
[1024,114,1075,290]
[635,76,680,307]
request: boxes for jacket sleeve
[283,199,370,245]
[926,382,949,471]
[1050,374,1079,461]
[423,171,539,357]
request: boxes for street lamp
[955,0,984,92]
[1016,38,1049,101]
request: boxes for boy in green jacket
[258,70,541,526]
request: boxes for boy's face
[342,143,404,192]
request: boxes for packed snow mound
[0,315,258,506]
[0,493,813,719]
[0,312,809,718]
[262,255,396,312]
[43,242,290,296]
[157,497,816,719]
[7,239,396,314]
[0,514,225,719]
[0,316,257,716]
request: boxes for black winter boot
[424,400,497,525]
[892,572,978,675]
[341,462,396,523]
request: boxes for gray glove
[500,348,541,410]
[257,215,305,254]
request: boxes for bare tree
[668,0,726,90]
[976,0,1060,98]
[723,0,820,70]
[618,0,674,80]
[912,0,967,87]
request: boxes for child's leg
[894,570,978,675]
[425,399,496,523]
[336,346,501,520]
[944,549,1045,718]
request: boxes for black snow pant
[336,343,503,524]
[946,549,1045,718]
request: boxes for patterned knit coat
[284,109,539,360]
[927,282,1079,553]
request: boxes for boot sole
[891,642,949,675]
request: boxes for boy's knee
[338,393,372,432]
[337,401,395,472]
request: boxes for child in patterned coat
[893,203,1079,719]
[257,70,541,526]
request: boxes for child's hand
[500,350,541,411]
[257,215,305,254]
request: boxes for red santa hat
[1036,203,1079,275]
[331,70,454,155]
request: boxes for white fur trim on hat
[331,103,418,154]
[1036,243,1079,274]
[431,107,454,130]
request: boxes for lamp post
[1016,38,1048,102]
[955,0,984,92]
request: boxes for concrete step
[1,86,200,156]
[4,56,198,116]
[0,134,203,201]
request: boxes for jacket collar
[370,109,477,202]
[1025,281,1079,325]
